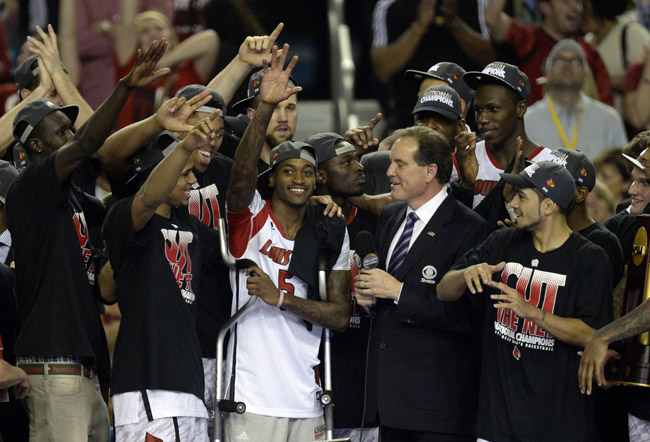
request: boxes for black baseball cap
[13,143,29,171]
[231,69,298,113]
[405,62,473,105]
[15,55,67,98]
[269,140,316,170]
[548,148,596,191]
[304,132,354,164]
[175,84,225,114]
[0,160,18,204]
[464,62,531,102]
[500,161,576,209]
[258,141,317,194]
[412,85,462,120]
[13,99,79,147]
[15,55,39,95]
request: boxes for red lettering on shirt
[162,229,194,292]
[259,239,292,266]
[188,184,221,229]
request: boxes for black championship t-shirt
[6,154,106,361]
[331,205,379,428]
[191,153,234,358]
[452,229,612,442]
[103,197,220,400]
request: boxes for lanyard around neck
[547,96,583,150]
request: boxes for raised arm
[97,90,212,179]
[207,23,284,105]
[484,0,510,43]
[226,44,301,212]
[114,0,139,67]
[441,0,495,66]
[28,25,93,127]
[131,115,217,232]
[371,0,435,84]
[157,29,219,81]
[58,0,81,86]
[54,40,171,183]
[0,61,51,156]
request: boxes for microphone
[355,231,377,317]
[355,231,378,270]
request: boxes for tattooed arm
[245,266,351,332]
[226,44,301,213]
[579,298,650,394]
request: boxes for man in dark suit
[354,125,489,441]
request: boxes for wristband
[276,290,284,308]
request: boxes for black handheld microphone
[355,231,378,270]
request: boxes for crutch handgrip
[218,399,246,414]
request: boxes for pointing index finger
[268,22,284,47]
[367,113,382,129]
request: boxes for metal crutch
[213,218,259,442]
[317,252,351,442]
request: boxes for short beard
[266,130,293,149]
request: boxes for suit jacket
[365,193,489,434]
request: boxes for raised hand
[259,44,301,106]
[36,57,54,93]
[239,23,284,67]
[439,0,459,27]
[345,113,383,152]
[463,261,505,294]
[454,130,478,187]
[417,0,437,29]
[28,25,65,78]
[123,39,171,88]
[155,89,213,133]
[180,110,222,152]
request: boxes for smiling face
[628,166,650,215]
[541,0,583,37]
[167,159,197,207]
[269,157,316,209]
[509,187,544,231]
[387,136,434,210]
[184,112,225,174]
[473,84,522,148]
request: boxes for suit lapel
[379,204,408,267]
[393,195,455,281]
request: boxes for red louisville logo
[546,178,555,188]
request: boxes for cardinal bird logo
[580,168,587,176]
[513,346,521,360]
[546,178,555,188]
